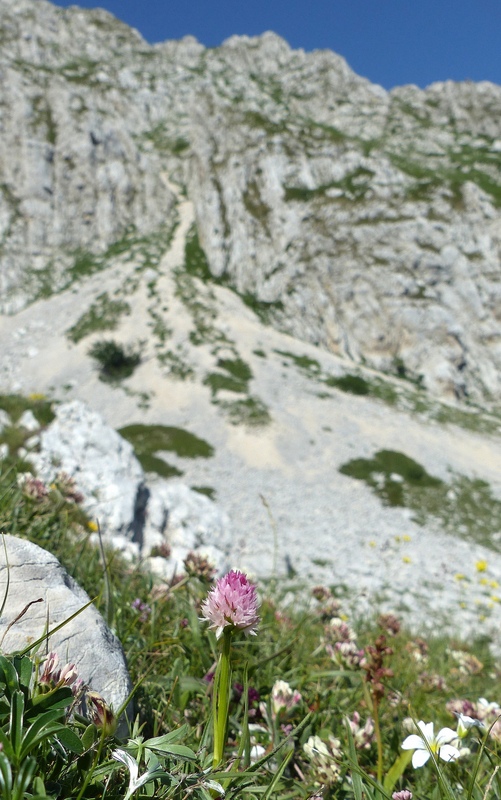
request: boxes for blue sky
[49,0,501,90]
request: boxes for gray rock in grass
[0,534,132,736]
[32,399,145,549]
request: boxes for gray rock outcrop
[31,400,231,573]
[33,400,146,546]
[0,534,132,732]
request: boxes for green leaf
[143,725,190,747]
[12,756,36,800]
[0,750,12,799]
[383,750,413,793]
[145,743,197,761]
[53,726,84,754]
[10,690,25,759]
[0,726,14,760]
[81,723,98,750]
[20,722,76,761]
[262,746,293,800]
[0,656,20,696]
[12,655,33,691]
[29,686,73,714]
[21,709,68,758]
[344,717,364,800]
[32,775,47,797]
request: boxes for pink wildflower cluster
[447,697,501,740]
[348,711,375,750]
[54,471,84,504]
[378,613,401,637]
[131,598,151,622]
[270,679,302,719]
[303,735,343,785]
[38,653,117,734]
[324,617,365,670]
[417,671,448,692]
[184,551,217,583]
[201,569,260,639]
[39,652,84,696]
[405,637,429,664]
[448,649,484,676]
[311,585,341,619]
[86,690,117,736]
[18,473,49,501]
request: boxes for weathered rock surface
[31,400,232,573]
[0,534,132,731]
[0,0,500,403]
[33,400,146,546]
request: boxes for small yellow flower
[490,580,499,589]
[479,577,489,586]
[491,595,500,604]
[402,556,412,564]
[455,573,466,581]
[402,534,412,542]
[28,392,46,401]
[88,520,99,532]
[459,601,466,608]
[368,540,376,548]
[476,560,488,573]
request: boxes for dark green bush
[88,339,141,382]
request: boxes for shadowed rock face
[1,0,501,404]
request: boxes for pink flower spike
[201,570,260,639]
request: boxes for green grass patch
[215,396,272,427]
[118,424,214,460]
[203,372,248,396]
[283,167,374,203]
[184,225,213,281]
[135,453,183,478]
[203,355,253,397]
[67,293,131,343]
[27,220,178,304]
[157,350,195,380]
[325,374,371,396]
[0,394,55,426]
[243,179,271,228]
[191,485,217,500]
[340,449,501,550]
[274,349,322,377]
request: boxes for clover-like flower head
[201,569,260,639]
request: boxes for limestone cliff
[1,0,500,404]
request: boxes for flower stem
[213,628,232,768]
[372,694,384,784]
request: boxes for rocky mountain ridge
[1,0,500,403]
[1,0,501,642]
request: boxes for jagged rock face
[1,0,501,404]
[0,0,177,311]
